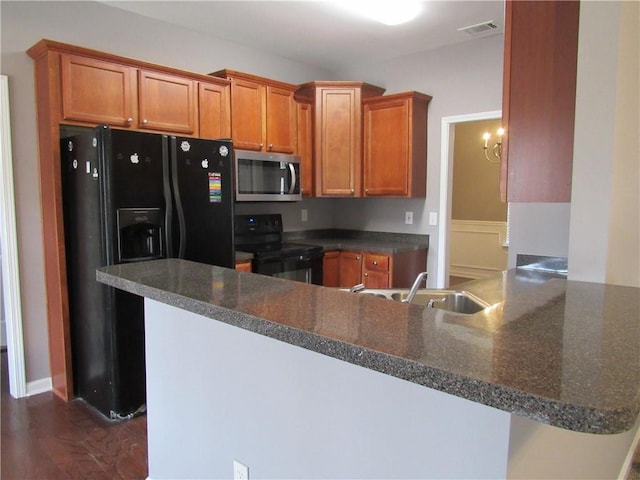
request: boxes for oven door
[253,253,323,285]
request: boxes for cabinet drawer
[364,254,389,272]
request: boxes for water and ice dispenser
[117,208,164,263]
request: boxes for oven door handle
[287,162,297,195]
[258,254,316,265]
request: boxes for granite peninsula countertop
[97,259,640,435]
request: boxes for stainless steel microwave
[234,150,301,201]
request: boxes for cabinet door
[60,54,136,127]
[265,86,295,153]
[199,81,231,140]
[316,88,361,196]
[362,253,390,288]
[364,98,410,196]
[138,70,197,134]
[322,250,340,287]
[501,0,579,202]
[235,260,252,272]
[362,270,389,289]
[229,78,264,151]
[363,92,429,198]
[296,101,314,196]
[339,251,362,288]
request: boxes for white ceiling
[101,1,505,72]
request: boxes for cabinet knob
[373,261,378,265]
[356,256,360,260]
[365,188,369,194]
[126,117,133,124]
[364,273,368,277]
[350,189,354,195]
[259,143,264,148]
[268,144,273,150]
[142,119,148,124]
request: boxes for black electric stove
[235,214,323,284]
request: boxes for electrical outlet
[301,208,308,222]
[429,212,438,226]
[233,460,249,480]
[405,211,413,225]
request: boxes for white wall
[335,34,505,284]
[145,299,512,479]
[569,1,639,287]
[0,0,333,384]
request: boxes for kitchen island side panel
[143,298,511,480]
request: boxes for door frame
[0,75,27,398]
[437,110,502,288]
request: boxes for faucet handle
[349,283,366,293]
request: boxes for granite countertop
[97,259,640,435]
[283,229,429,254]
[235,229,429,260]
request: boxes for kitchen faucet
[403,272,428,303]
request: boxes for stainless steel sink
[390,290,491,315]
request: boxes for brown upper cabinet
[60,54,137,127]
[296,100,314,196]
[295,82,386,197]
[501,0,580,202]
[198,81,232,140]
[362,92,431,198]
[211,70,297,153]
[58,50,228,136]
[137,69,196,134]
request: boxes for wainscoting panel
[450,220,508,279]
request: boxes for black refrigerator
[61,124,234,419]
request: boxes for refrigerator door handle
[170,138,187,259]
[162,136,173,258]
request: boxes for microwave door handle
[287,163,297,194]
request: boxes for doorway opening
[437,111,506,288]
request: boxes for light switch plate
[429,212,438,226]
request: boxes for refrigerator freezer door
[103,127,168,265]
[170,137,235,268]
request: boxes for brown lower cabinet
[323,249,427,289]
[235,260,252,272]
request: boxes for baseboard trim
[26,377,52,396]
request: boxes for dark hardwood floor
[1,351,148,479]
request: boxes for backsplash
[516,254,568,276]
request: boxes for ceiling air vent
[458,20,499,36]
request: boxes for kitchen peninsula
[97,259,640,479]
